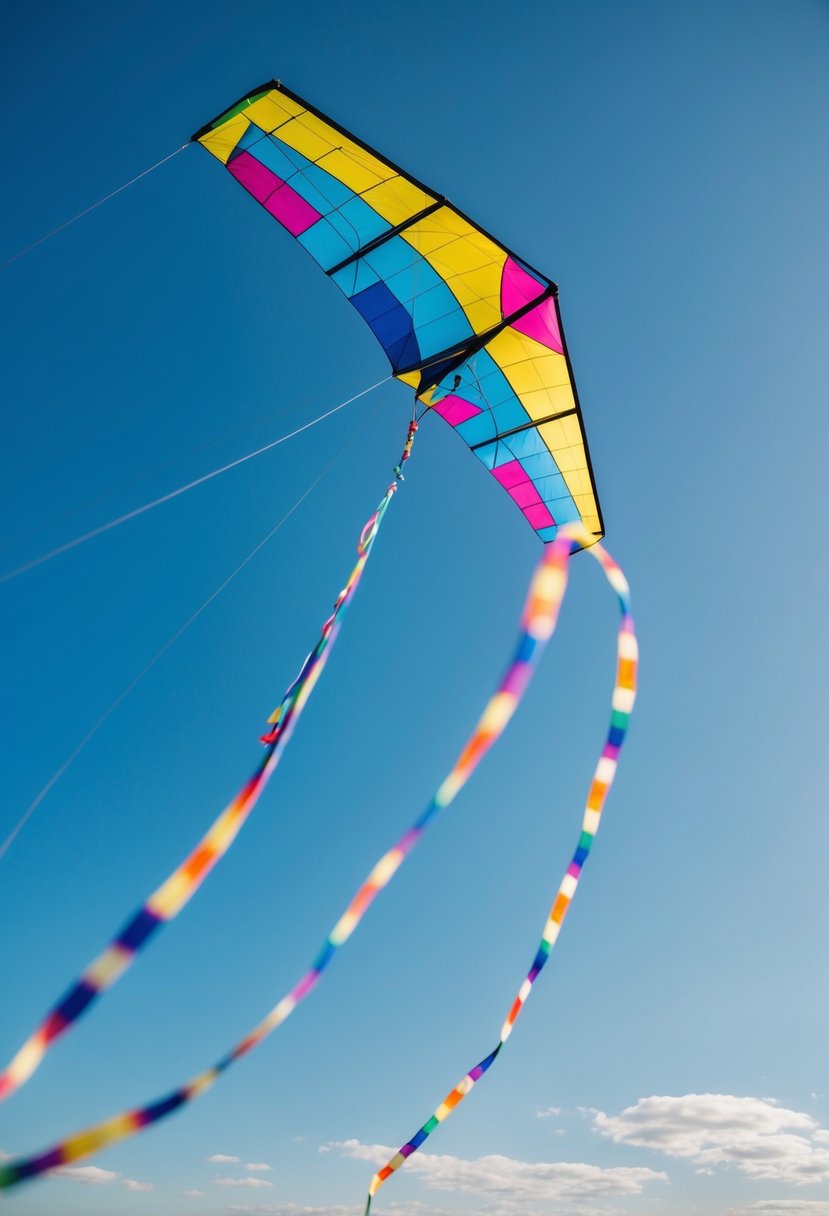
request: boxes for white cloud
[595,1094,829,1184]
[536,1106,562,1118]
[208,1153,241,1163]
[327,1138,665,1203]
[733,1205,829,1215]
[245,1162,273,1172]
[224,1206,455,1216]
[181,1189,206,1198]
[214,1175,274,1188]
[225,1207,357,1215]
[55,1165,119,1185]
[123,1178,155,1192]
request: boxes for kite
[0,82,637,1209]
[192,81,604,547]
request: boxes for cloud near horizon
[732,1205,829,1215]
[214,1175,274,1188]
[324,1137,666,1205]
[595,1094,829,1184]
[54,1165,153,1190]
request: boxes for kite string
[0,404,383,865]
[0,377,389,584]
[364,532,637,1212]
[0,517,629,1192]
[0,419,414,1109]
[0,144,191,273]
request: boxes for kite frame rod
[397,283,557,386]
[324,198,447,276]
[468,406,578,451]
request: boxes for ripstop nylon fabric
[194,82,604,545]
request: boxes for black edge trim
[326,197,447,276]
[554,293,605,540]
[469,407,578,451]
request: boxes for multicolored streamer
[0,497,607,1192]
[364,522,637,1212]
[0,426,416,1107]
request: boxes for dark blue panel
[351,281,420,371]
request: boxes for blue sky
[1,2,828,1214]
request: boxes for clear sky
[1,3,827,1215]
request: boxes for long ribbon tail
[0,458,582,1191]
[0,427,413,1108]
[364,523,637,1214]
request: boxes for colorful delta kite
[0,83,636,1213]
[193,81,604,545]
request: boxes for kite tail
[0,424,416,1108]
[0,471,585,1192]
[364,524,637,1214]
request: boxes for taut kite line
[0,83,636,1209]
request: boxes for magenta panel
[492,458,556,528]
[492,459,528,490]
[524,502,556,529]
[509,481,541,509]
[501,258,563,353]
[228,151,321,236]
[431,394,482,426]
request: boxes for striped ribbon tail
[0,434,411,1108]
[365,524,637,1213]
[0,474,583,1191]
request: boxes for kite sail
[193,81,604,544]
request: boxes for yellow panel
[199,114,251,165]
[487,329,600,526]
[277,110,398,193]
[488,331,574,418]
[362,177,434,226]
[540,413,600,526]
[400,208,507,334]
[244,91,304,134]
[396,369,421,392]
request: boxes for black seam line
[468,407,578,451]
[325,198,447,276]
[397,283,557,384]
[190,80,555,294]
